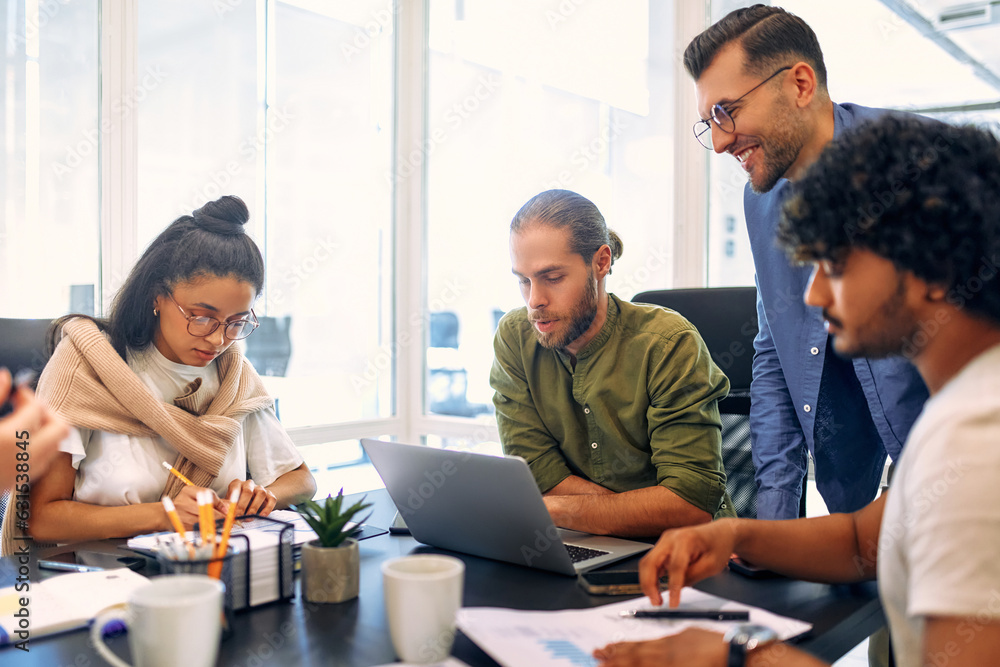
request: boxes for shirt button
[810,346,819,355]
[584,407,590,414]
[803,404,812,413]
[591,442,598,449]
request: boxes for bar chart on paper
[457,592,811,667]
[538,639,598,666]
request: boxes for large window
[424,0,677,421]
[707,0,1000,287]
[137,2,394,434]
[17,0,1000,495]
[0,1,99,318]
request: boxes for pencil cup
[156,549,238,638]
[90,574,224,667]
[382,554,465,663]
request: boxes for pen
[162,461,195,486]
[38,560,107,573]
[619,609,751,621]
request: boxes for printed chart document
[0,569,149,646]
[457,589,811,667]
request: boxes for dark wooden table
[1,489,883,666]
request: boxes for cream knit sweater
[1,318,273,554]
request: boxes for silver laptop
[361,438,652,576]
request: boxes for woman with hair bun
[4,195,315,551]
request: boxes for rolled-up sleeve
[647,329,731,516]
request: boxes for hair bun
[192,195,249,235]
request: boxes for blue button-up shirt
[745,102,930,519]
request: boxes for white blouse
[60,344,303,506]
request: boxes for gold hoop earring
[153,308,159,316]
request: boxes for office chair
[427,311,491,418]
[633,287,782,519]
[243,315,293,377]
[0,317,54,380]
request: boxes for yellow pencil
[161,495,187,536]
[161,495,195,558]
[162,461,195,486]
[209,488,241,579]
[197,490,212,547]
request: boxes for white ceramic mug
[382,554,465,663]
[90,574,224,667]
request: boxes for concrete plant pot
[301,538,360,603]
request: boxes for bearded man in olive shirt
[490,190,734,539]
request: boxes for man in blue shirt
[683,6,929,521]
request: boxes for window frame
[93,0,710,449]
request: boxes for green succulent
[292,489,373,548]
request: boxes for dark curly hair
[684,4,827,89]
[50,195,264,359]
[778,115,1000,326]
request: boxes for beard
[747,100,810,194]
[532,272,599,350]
[827,276,918,360]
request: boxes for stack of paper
[127,514,294,608]
[0,569,149,647]
[457,590,812,667]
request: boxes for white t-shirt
[60,344,304,505]
[878,342,1000,667]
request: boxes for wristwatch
[723,623,778,667]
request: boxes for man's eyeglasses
[693,66,792,149]
[167,294,259,340]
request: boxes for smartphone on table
[578,570,667,596]
[728,556,776,578]
[38,550,146,573]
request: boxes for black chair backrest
[0,318,54,378]
[632,287,757,393]
[632,287,759,518]
[0,318,54,528]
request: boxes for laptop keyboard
[565,544,611,563]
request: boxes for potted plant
[293,489,373,603]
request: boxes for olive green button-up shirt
[490,294,734,519]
